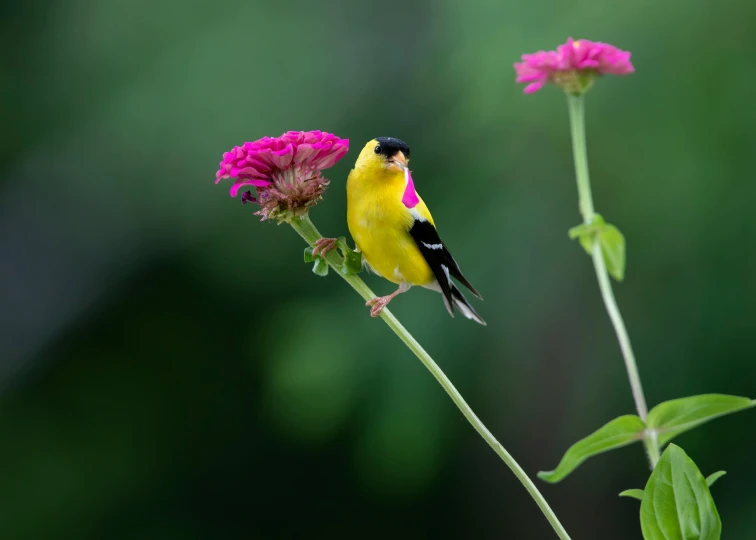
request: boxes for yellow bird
[317,137,485,325]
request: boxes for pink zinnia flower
[215,130,349,220]
[515,38,634,94]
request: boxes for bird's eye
[374,145,382,154]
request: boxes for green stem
[289,213,571,540]
[567,94,659,468]
[568,95,595,219]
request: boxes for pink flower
[515,38,634,94]
[514,50,563,94]
[215,131,349,220]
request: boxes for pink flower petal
[270,143,295,169]
[293,143,319,165]
[524,81,546,94]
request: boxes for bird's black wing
[408,219,482,316]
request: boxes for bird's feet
[365,285,409,317]
[312,237,337,258]
[365,295,394,317]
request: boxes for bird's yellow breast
[347,164,435,286]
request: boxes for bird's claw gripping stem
[365,296,392,317]
[365,285,407,317]
[312,237,338,258]
[305,237,362,275]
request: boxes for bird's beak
[387,151,408,172]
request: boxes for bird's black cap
[374,137,410,158]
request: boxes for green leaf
[599,224,626,281]
[579,233,593,256]
[568,223,590,240]
[590,214,606,227]
[705,471,726,488]
[341,251,363,275]
[312,258,329,277]
[568,214,626,280]
[335,236,350,252]
[569,213,605,255]
[647,394,755,446]
[538,415,645,483]
[303,246,314,263]
[640,444,721,540]
[619,489,644,501]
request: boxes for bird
[314,136,485,325]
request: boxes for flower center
[551,69,597,95]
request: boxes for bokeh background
[2,0,755,538]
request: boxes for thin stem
[566,94,658,468]
[568,94,595,220]
[289,213,571,540]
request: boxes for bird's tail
[450,282,486,326]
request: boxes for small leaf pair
[568,213,625,281]
[303,246,330,276]
[622,445,722,540]
[303,237,362,277]
[538,394,754,483]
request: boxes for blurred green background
[2,0,755,538]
